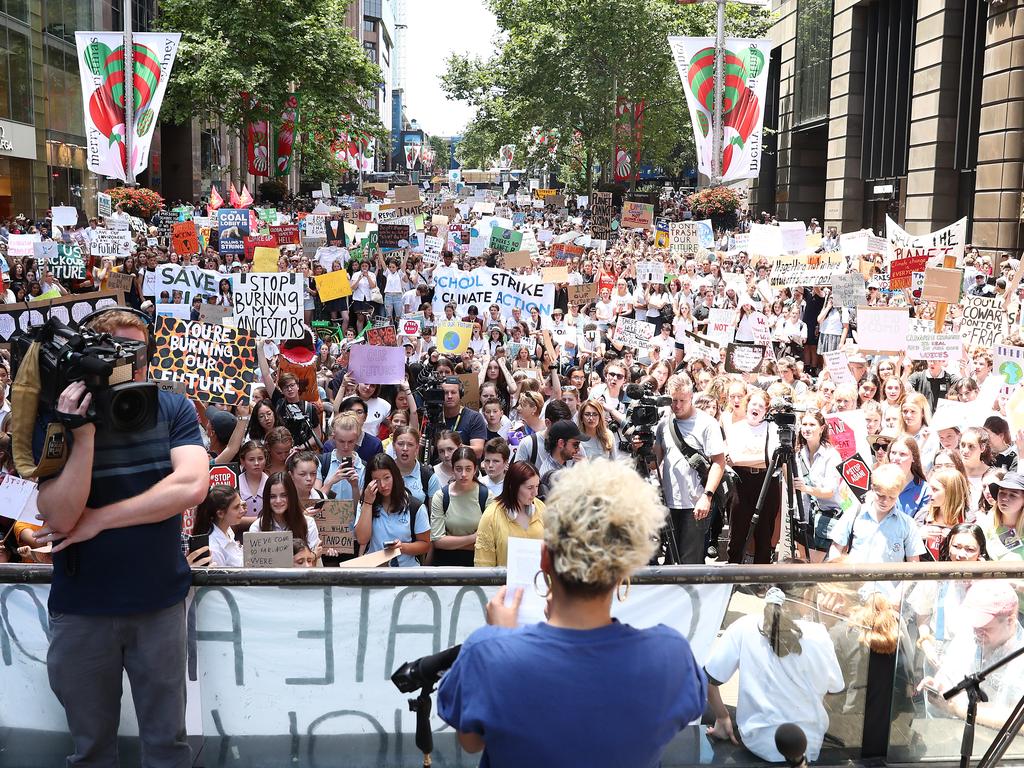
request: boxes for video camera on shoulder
[11,316,157,432]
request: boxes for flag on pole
[229,183,241,207]
[239,185,254,208]
[667,36,772,183]
[208,184,224,211]
[74,32,181,182]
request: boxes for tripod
[943,643,1024,768]
[634,440,681,565]
[744,436,811,561]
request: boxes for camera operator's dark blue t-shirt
[36,390,203,615]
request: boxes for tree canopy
[441,0,771,190]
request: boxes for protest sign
[568,282,598,303]
[615,317,656,349]
[242,531,293,568]
[347,344,407,385]
[830,273,866,308]
[305,215,327,239]
[823,349,857,387]
[47,243,85,280]
[838,454,871,502]
[0,289,121,342]
[749,312,776,361]
[243,233,277,263]
[856,306,910,354]
[906,331,962,362]
[8,233,41,257]
[366,324,398,347]
[921,266,963,303]
[400,315,422,337]
[209,463,239,488]
[887,216,967,276]
[489,228,523,253]
[768,253,845,287]
[432,267,554,318]
[34,240,57,262]
[150,317,257,406]
[52,206,78,227]
[97,191,112,218]
[996,345,1024,393]
[960,295,1004,348]
[252,246,280,273]
[156,264,220,304]
[620,201,654,230]
[92,229,133,258]
[541,266,568,284]
[312,500,356,553]
[778,221,807,254]
[840,229,887,258]
[217,209,248,256]
[706,308,737,346]
[422,235,444,265]
[636,260,666,284]
[458,372,482,411]
[724,343,766,374]
[503,250,533,269]
[684,330,722,364]
[437,320,474,354]
[378,223,409,249]
[231,272,303,340]
[592,191,616,241]
[198,303,232,325]
[172,221,201,257]
[825,411,870,463]
[269,223,299,245]
[314,270,352,301]
[106,270,135,293]
[748,223,784,258]
[157,303,191,321]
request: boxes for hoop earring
[534,569,551,599]
[616,578,630,602]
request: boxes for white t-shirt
[363,396,392,436]
[247,515,320,552]
[704,614,844,762]
[209,525,243,567]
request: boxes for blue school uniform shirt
[354,501,429,566]
[437,620,706,768]
[898,477,931,520]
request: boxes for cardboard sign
[242,530,293,568]
[232,272,303,340]
[305,215,327,239]
[825,410,870,463]
[458,372,481,411]
[541,266,569,284]
[315,270,353,301]
[615,317,656,349]
[960,295,1004,348]
[106,270,136,293]
[921,266,963,303]
[198,303,232,325]
[856,306,910,354]
[47,243,86,280]
[215,209,248,256]
[150,317,257,406]
[243,234,277,263]
[724,343,766,373]
[568,282,598,304]
[503,250,533,269]
[347,344,407,385]
[172,221,201,257]
[830,273,866,308]
[839,454,870,502]
[378,223,410,249]
[366,324,398,347]
[620,201,654,231]
[52,206,78,227]
[706,308,737,346]
[210,463,240,488]
[312,500,356,553]
[252,246,280,273]
[823,349,857,387]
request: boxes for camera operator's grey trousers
[669,507,709,564]
[47,601,191,768]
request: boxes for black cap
[548,419,582,443]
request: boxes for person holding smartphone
[315,413,365,501]
[193,485,245,567]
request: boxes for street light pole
[122,0,135,186]
[711,0,726,186]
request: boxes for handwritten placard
[856,306,910,354]
[348,344,407,385]
[312,500,356,553]
[315,269,353,301]
[567,283,598,303]
[242,530,293,567]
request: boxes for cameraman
[257,343,321,449]
[34,309,208,767]
[440,376,487,457]
[654,373,726,564]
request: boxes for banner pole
[122,0,136,186]
[712,0,726,186]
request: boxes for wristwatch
[703,490,715,499]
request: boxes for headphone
[443,375,465,397]
[77,305,157,360]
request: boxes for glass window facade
[44,42,83,138]
[1,0,28,22]
[0,25,33,123]
[793,0,834,126]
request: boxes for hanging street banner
[431,266,555,319]
[668,36,772,183]
[74,32,181,182]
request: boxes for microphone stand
[943,643,1024,768]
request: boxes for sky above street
[403,0,498,137]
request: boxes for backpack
[427,482,488,567]
[441,483,489,514]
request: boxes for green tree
[429,135,452,171]
[156,0,385,181]
[441,0,770,193]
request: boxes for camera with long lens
[619,382,671,454]
[282,402,315,446]
[414,367,445,419]
[764,397,801,451]
[11,316,158,432]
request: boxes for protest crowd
[4,182,1024,765]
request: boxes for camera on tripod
[414,368,445,419]
[763,397,803,451]
[282,402,316,446]
[11,316,157,432]
[618,383,671,454]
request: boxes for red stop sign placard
[841,456,869,491]
[209,464,239,488]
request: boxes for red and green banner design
[614,98,645,182]
[245,93,300,178]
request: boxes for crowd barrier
[2,562,1024,767]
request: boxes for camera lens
[109,387,150,431]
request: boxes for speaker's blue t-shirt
[437,620,707,768]
[40,390,203,615]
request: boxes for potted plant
[107,186,165,218]
[687,186,740,231]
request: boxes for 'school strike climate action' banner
[431,267,555,319]
[150,317,257,406]
[74,32,180,182]
[668,36,771,184]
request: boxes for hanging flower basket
[687,186,740,231]
[107,186,165,219]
